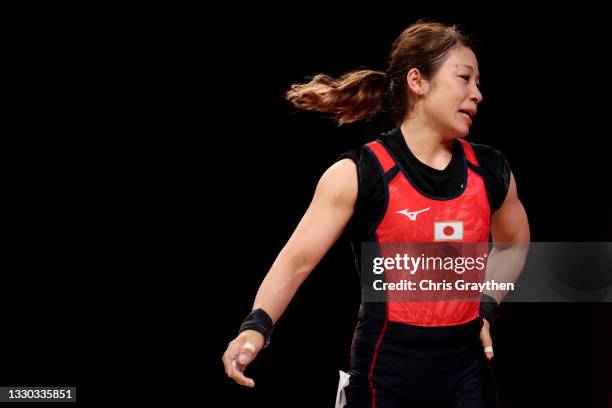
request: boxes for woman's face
[420,46,483,138]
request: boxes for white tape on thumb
[243,342,256,353]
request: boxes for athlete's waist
[356,311,482,347]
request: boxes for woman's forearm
[252,246,313,325]
[247,159,358,325]
[483,243,530,303]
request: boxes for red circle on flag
[443,226,455,236]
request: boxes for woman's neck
[399,119,455,170]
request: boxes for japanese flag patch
[434,221,464,241]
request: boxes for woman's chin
[453,125,470,138]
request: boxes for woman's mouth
[458,110,472,126]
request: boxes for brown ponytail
[286,20,474,126]
[285,70,387,125]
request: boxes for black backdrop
[3,4,611,408]
[209,6,612,408]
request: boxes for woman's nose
[471,86,483,104]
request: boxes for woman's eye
[460,76,470,82]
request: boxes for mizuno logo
[396,207,431,221]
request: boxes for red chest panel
[365,138,490,326]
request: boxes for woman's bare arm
[253,158,358,323]
[485,172,531,303]
[479,172,530,360]
[222,158,358,386]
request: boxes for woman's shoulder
[466,141,509,168]
[334,146,366,165]
[334,142,376,167]
[466,141,512,211]
[466,141,511,180]
[334,145,379,185]
[333,137,388,216]
[334,129,398,163]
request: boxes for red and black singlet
[339,129,505,407]
[365,137,490,326]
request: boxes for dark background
[3,4,611,407]
[207,6,612,408]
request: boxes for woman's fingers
[222,340,241,377]
[238,340,257,364]
[480,318,494,361]
[230,358,255,387]
[222,331,264,387]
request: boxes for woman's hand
[222,330,265,387]
[479,318,494,361]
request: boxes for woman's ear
[406,68,429,96]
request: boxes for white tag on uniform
[335,370,351,408]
